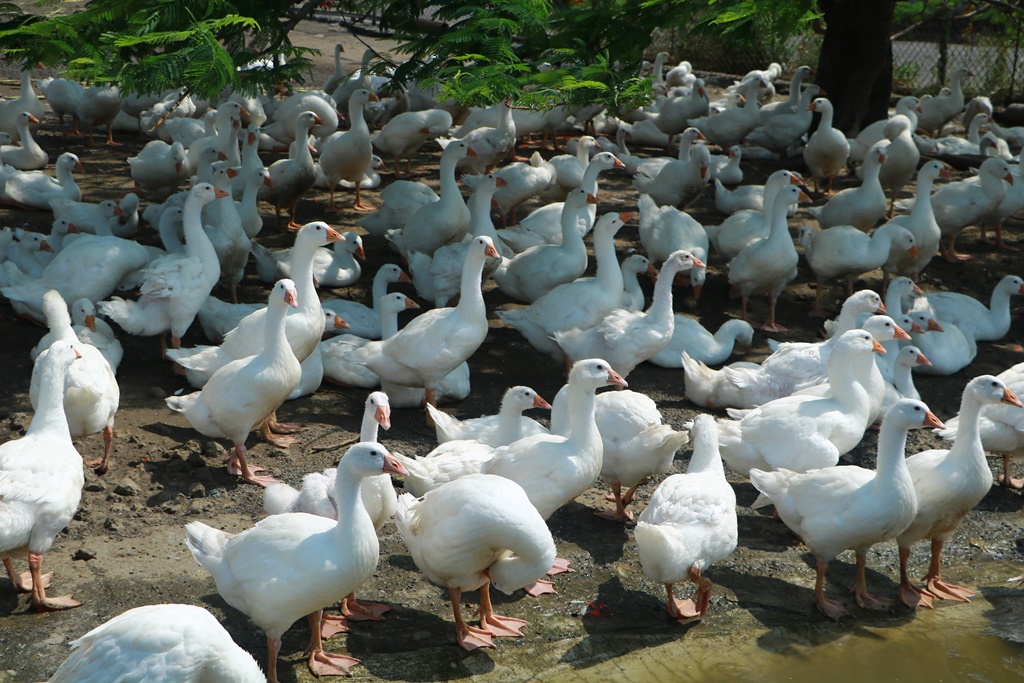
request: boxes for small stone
[189,482,206,498]
[103,518,121,532]
[202,441,227,457]
[72,549,96,562]
[268,448,289,459]
[208,487,225,497]
[147,386,168,399]
[84,481,107,493]
[8,419,23,431]
[113,478,139,497]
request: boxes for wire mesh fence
[649,3,1024,104]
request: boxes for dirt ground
[0,17,1023,683]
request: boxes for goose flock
[1,49,1023,682]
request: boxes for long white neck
[579,159,605,196]
[621,264,643,306]
[437,149,465,214]
[288,237,324,327]
[818,104,835,131]
[347,96,369,137]
[644,258,683,329]
[379,305,401,339]
[687,424,725,477]
[558,195,587,247]
[293,120,315,167]
[261,295,292,362]
[468,185,499,239]
[713,320,747,354]
[331,459,378,552]
[55,160,79,190]
[27,355,73,440]
[594,225,624,292]
[868,225,903,264]
[826,349,872,409]
[454,248,487,320]
[910,171,937,225]
[495,395,527,444]
[947,390,985,463]
[182,194,220,278]
[874,417,913,482]
[360,410,380,442]
[370,270,392,312]
[564,380,599,446]
[765,191,794,247]
[892,361,919,400]
[987,281,1014,330]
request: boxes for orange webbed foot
[34,594,82,612]
[523,579,556,596]
[308,648,360,676]
[320,614,350,638]
[924,578,974,602]
[547,558,573,575]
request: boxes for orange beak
[1002,387,1024,408]
[618,211,638,222]
[175,162,184,174]
[690,256,706,268]
[74,161,84,172]
[39,240,52,252]
[264,175,274,188]
[877,302,887,313]
[798,190,812,203]
[872,338,886,354]
[375,404,391,429]
[113,206,126,217]
[1005,173,1015,185]
[484,243,500,258]
[284,288,299,307]
[915,351,931,366]
[84,314,96,331]
[240,106,250,117]
[586,193,598,205]
[495,177,509,188]
[67,223,79,233]
[399,271,412,284]
[325,227,344,241]
[923,411,946,429]
[607,369,628,388]
[533,394,552,410]
[613,157,626,170]
[928,318,944,332]
[313,115,324,125]
[893,325,911,341]
[369,93,380,102]
[334,315,349,329]
[214,188,230,199]
[907,245,918,258]
[405,297,420,310]
[910,321,924,333]
[226,168,239,179]
[354,245,366,260]
[27,114,39,124]
[382,452,409,476]
[465,147,478,158]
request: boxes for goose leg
[341,592,391,621]
[547,557,573,575]
[448,588,494,650]
[4,557,49,593]
[84,425,114,474]
[29,552,80,612]
[808,280,829,318]
[999,453,1024,489]
[477,579,528,637]
[266,410,305,435]
[353,185,375,212]
[995,222,1020,251]
[941,232,972,262]
[105,123,122,146]
[595,483,632,522]
[760,292,788,333]
[922,538,974,601]
[814,559,849,620]
[665,579,698,619]
[897,545,932,608]
[266,636,282,683]
[226,443,278,487]
[260,419,297,448]
[852,550,893,610]
[305,611,361,676]
[523,579,556,596]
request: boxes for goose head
[340,442,408,478]
[504,385,551,412]
[861,314,910,343]
[296,221,343,247]
[896,345,931,369]
[884,398,945,431]
[367,391,391,430]
[965,375,1023,409]
[569,358,628,391]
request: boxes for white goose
[318,89,378,211]
[921,274,1024,342]
[637,193,708,266]
[352,236,499,409]
[99,183,224,352]
[551,386,689,523]
[30,291,119,475]
[716,330,885,478]
[395,474,557,649]
[46,604,266,682]
[166,280,301,487]
[898,376,1022,608]
[707,169,804,257]
[727,183,807,332]
[807,142,887,231]
[802,97,849,193]
[184,443,408,683]
[0,339,84,612]
[553,250,705,378]
[882,160,950,283]
[1,152,83,210]
[650,317,754,369]
[635,415,737,619]
[320,263,411,339]
[252,229,364,289]
[0,111,47,170]
[498,212,631,363]
[70,298,123,373]
[426,385,551,447]
[750,399,941,620]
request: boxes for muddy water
[598,574,1024,683]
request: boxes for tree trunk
[816,0,897,136]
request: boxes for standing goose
[319,88,379,211]
[184,443,408,682]
[166,280,302,487]
[30,291,119,474]
[259,110,321,230]
[750,399,941,620]
[395,474,557,650]
[802,97,849,194]
[0,339,84,612]
[881,160,950,283]
[898,376,1023,608]
[99,183,224,353]
[635,415,737,618]
[807,142,888,232]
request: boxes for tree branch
[281,0,323,34]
